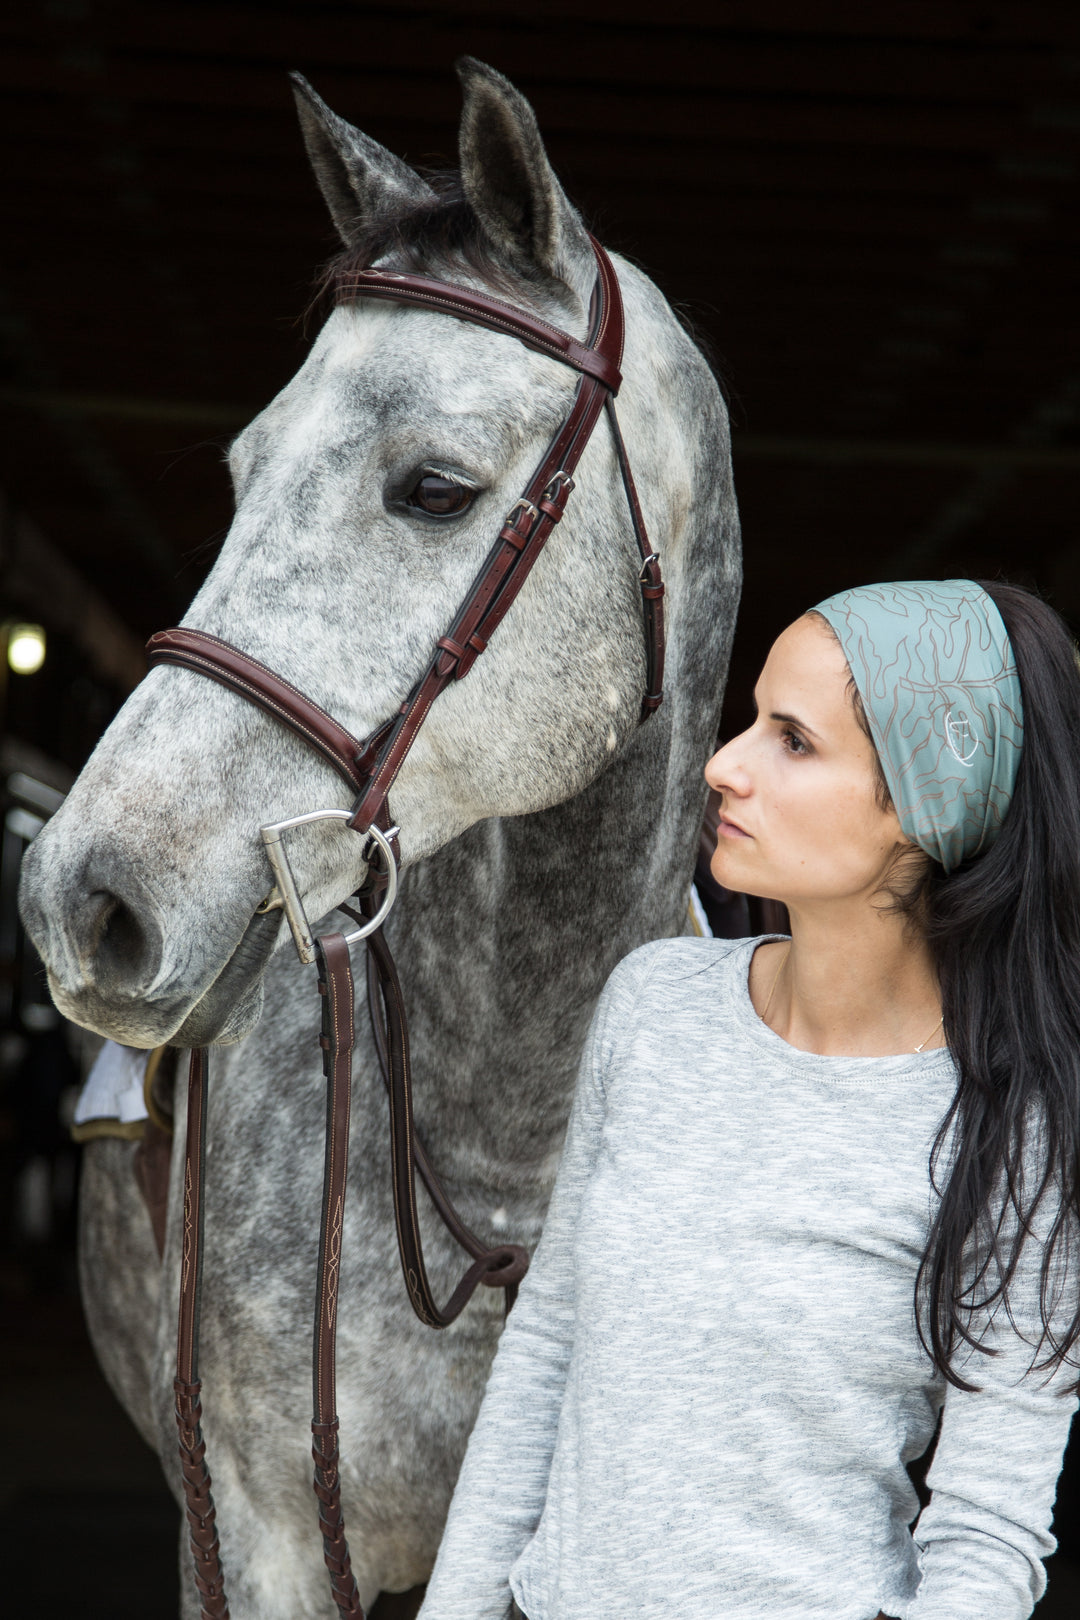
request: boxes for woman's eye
[406,474,475,516]
[782,728,808,755]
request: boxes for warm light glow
[7,624,46,675]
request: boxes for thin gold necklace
[913,1013,945,1053]
[760,944,945,1053]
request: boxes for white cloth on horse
[687,882,712,938]
[73,1040,150,1127]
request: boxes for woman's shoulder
[603,932,768,1007]
[585,935,775,1080]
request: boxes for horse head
[20,59,733,1051]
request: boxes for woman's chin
[710,847,752,890]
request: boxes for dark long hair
[852,582,1080,1391]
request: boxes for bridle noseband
[147,237,664,1620]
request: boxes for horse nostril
[76,880,163,997]
[93,893,145,968]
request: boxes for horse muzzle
[19,829,286,1047]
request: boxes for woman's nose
[705,733,751,795]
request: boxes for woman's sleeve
[900,1211,1079,1620]
[417,949,645,1620]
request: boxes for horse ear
[290,73,435,246]
[455,58,592,284]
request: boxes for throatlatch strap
[603,396,665,712]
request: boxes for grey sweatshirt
[418,937,1077,1620]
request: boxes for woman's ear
[874,833,932,918]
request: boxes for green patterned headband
[812,580,1024,872]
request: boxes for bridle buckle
[502,497,539,540]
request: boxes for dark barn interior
[2,2,1079,1613]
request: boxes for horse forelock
[313,170,581,321]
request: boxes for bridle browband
[147,236,664,1620]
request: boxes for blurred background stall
[1,3,1078,1613]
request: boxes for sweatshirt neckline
[726,936,956,1085]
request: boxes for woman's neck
[751,898,943,1059]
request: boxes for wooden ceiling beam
[3,12,1070,100]
[4,47,1073,154]
[5,0,1078,49]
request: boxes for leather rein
[147,236,664,1620]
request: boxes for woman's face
[706,614,908,906]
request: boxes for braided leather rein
[148,237,663,1620]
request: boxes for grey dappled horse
[20,59,740,1619]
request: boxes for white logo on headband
[944,707,979,766]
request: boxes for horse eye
[406,474,474,516]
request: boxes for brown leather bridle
[147,236,664,1620]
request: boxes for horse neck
[376,354,739,1182]
[381,684,714,1188]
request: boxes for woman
[418,580,1080,1620]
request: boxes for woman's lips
[717,816,751,839]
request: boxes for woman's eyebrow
[770,709,824,742]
